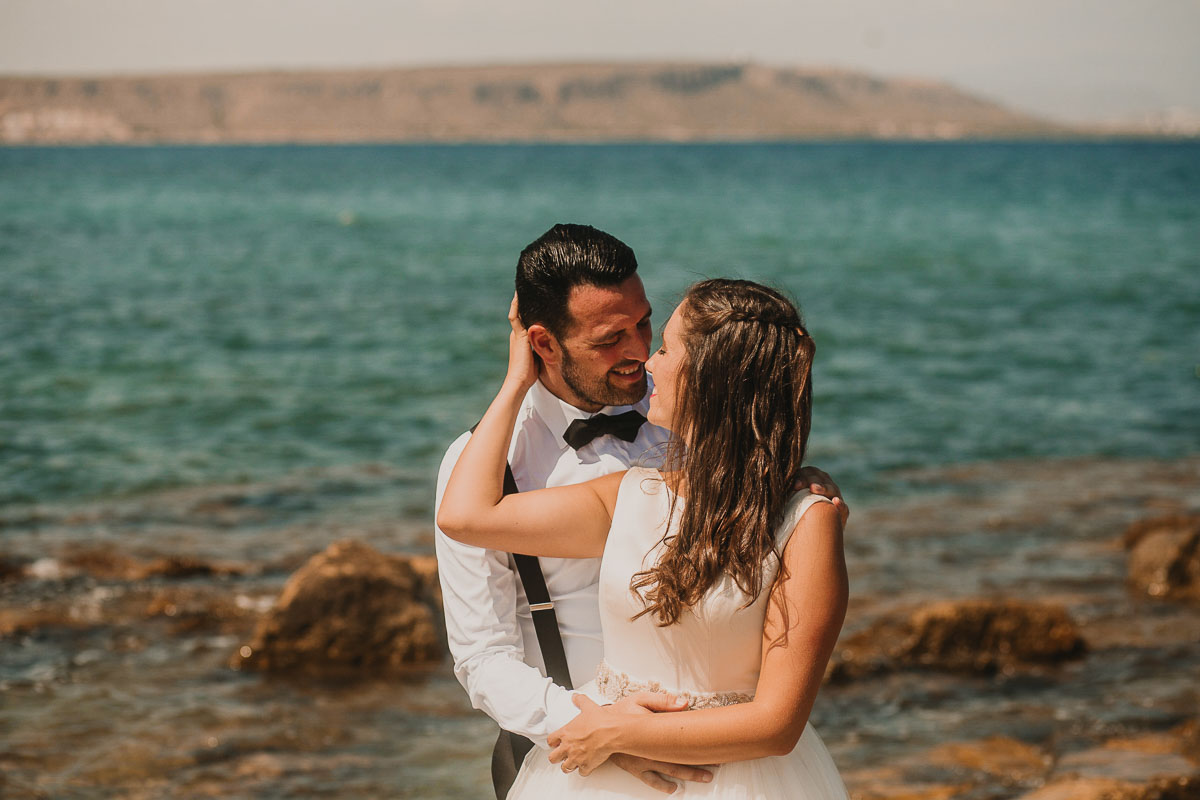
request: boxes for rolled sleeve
[434,433,580,747]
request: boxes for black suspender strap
[470,424,574,690]
[501,462,574,691]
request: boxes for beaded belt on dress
[595,660,754,710]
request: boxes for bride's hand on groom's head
[505,293,538,393]
[797,466,850,526]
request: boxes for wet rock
[1123,515,1200,549]
[233,752,285,780]
[58,548,143,579]
[231,539,442,676]
[0,554,26,581]
[1018,775,1200,800]
[60,548,246,581]
[1172,720,1200,762]
[1054,746,1196,784]
[144,587,262,635]
[841,766,971,800]
[1124,515,1200,602]
[829,599,1086,680]
[0,607,85,638]
[1017,777,1136,800]
[840,767,969,800]
[924,736,1050,782]
[1126,775,1200,800]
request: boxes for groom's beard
[560,348,647,409]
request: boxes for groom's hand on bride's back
[609,753,713,794]
[797,466,850,526]
[607,692,714,794]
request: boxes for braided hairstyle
[631,278,815,626]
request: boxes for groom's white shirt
[434,378,670,747]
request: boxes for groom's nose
[624,330,651,364]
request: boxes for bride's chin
[646,409,672,431]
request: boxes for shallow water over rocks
[2,455,1198,798]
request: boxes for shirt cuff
[541,690,584,746]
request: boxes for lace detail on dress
[595,660,754,710]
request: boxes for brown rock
[60,548,245,581]
[849,784,969,800]
[1172,720,1200,762]
[1125,516,1200,602]
[925,736,1050,781]
[1016,777,1137,800]
[830,599,1086,680]
[1102,734,1191,758]
[233,753,285,780]
[1122,775,1200,800]
[231,540,442,675]
[1054,746,1196,784]
[843,767,972,800]
[0,607,85,638]
[0,554,26,581]
[144,587,259,635]
[1123,515,1200,550]
[60,548,143,579]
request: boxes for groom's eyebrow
[591,308,653,343]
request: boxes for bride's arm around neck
[436,376,623,560]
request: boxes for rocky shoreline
[1,455,1197,798]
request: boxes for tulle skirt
[507,722,848,799]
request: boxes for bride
[439,278,849,798]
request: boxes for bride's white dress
[508,467,848,799]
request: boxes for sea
[1,142,1198,798]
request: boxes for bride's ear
[527,324,561,366]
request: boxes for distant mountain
[0,62,1071,144]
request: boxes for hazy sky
[3,0,1198,123]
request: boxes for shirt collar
[528,377,653,446]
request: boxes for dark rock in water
[60,547,247,581]
[1133,775,1200,800]
[1123,515,1200,549]
[829,599,1086,680]
[144,586,261,635]
[1124,515,1200,602]
[0,554,26,581]
[1174,720,1200,762]
[924,736,1051,782]
[231,539,442,675]
[1017,775,1200,800]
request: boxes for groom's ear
[527,324,561,366]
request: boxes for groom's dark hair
[515,224,639,338]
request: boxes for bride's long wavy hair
[631,279,815,627]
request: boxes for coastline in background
[0,62,1081,145]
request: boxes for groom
[433,224,846,797]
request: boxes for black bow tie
[563,410,646,451]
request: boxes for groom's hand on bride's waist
[609,753,714,794]
[607,693,714,793]
[610,690,688,716]
[567,692,714,793]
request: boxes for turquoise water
[2,142,1199,798]
[2,142,1198,511]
